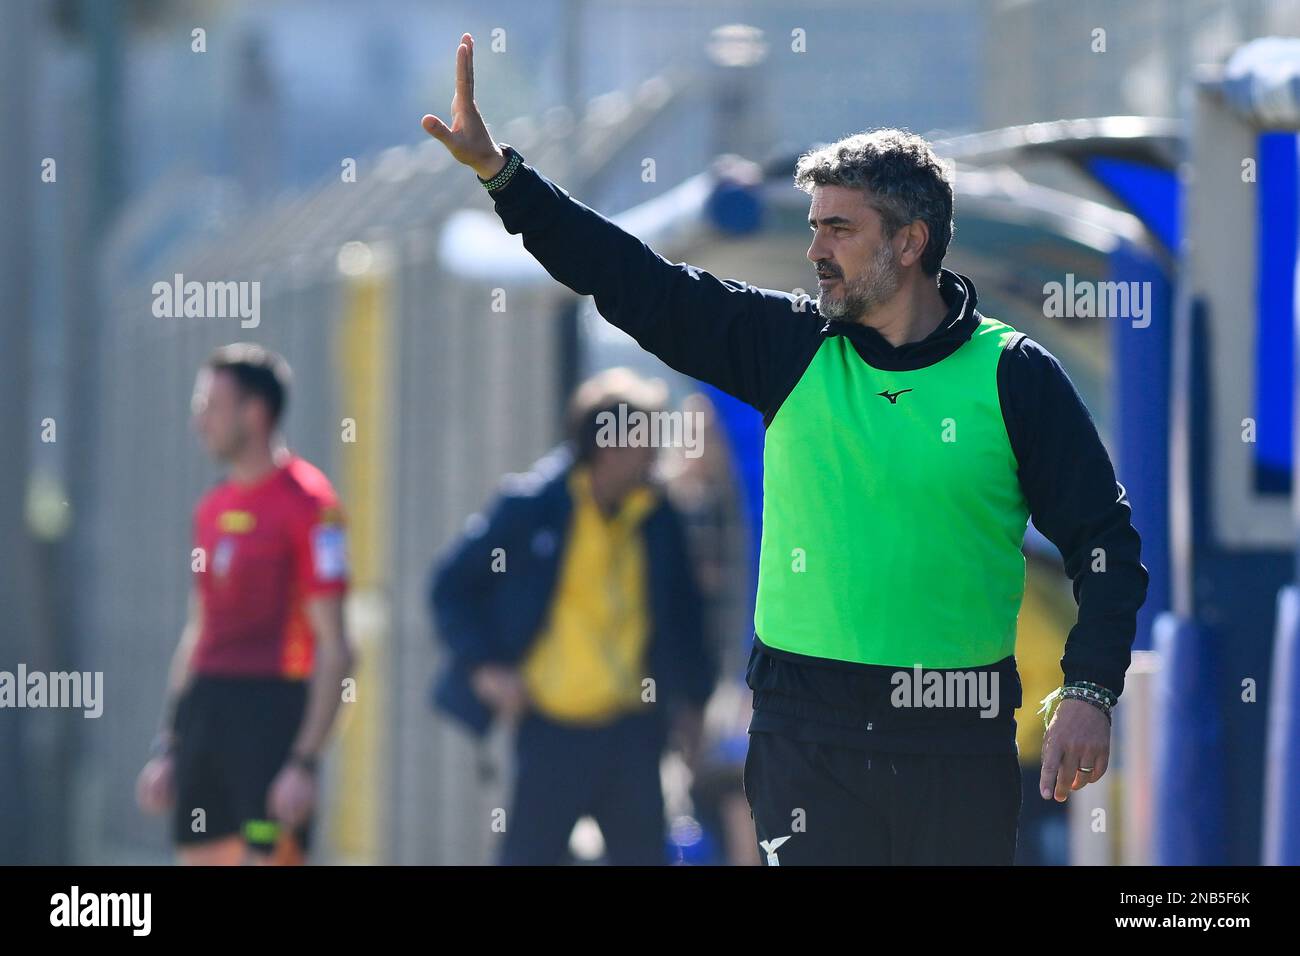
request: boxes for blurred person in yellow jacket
[430,369,716,864]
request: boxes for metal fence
[80,131,585,865]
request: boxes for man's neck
[228,442,280,486]
[586,466,629,519]
[857,274,949,348]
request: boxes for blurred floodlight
[707,24,768,69]
[26,472,71,542]
[336,240,375,276]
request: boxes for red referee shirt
[192,454,349,679]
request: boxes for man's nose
[807,235,830,265]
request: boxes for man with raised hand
[422,33,1147,865]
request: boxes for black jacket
[484,143,1149,755]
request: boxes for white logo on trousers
[760,836,792,866]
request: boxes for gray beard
[817,241,901,321]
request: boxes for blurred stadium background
[2,0,1300,865]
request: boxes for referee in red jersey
[135,344,356,865]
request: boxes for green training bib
[754,316,1029,668]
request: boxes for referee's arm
[159,588,202,744]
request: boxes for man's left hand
[1039,698,1110,802]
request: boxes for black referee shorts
[743,730,1022,865]
[172,675,311,855]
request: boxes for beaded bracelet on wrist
[1038,683,1116,727]
[478,148,521,191]
[1064,680,1118,708]
[1061,686,1114,722]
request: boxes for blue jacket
[429,445,715,737]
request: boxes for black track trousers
[743,730,1022,865]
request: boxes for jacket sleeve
[429,489,526,668]
[650,499,717,710]
[486,146,824,416]
[998,335,1150,698]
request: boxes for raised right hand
[421,33,507,180]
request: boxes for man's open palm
[421,33,505,179]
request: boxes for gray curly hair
[794,129,953,276]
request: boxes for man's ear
[247,399,275,438]
[899,220,929,269]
